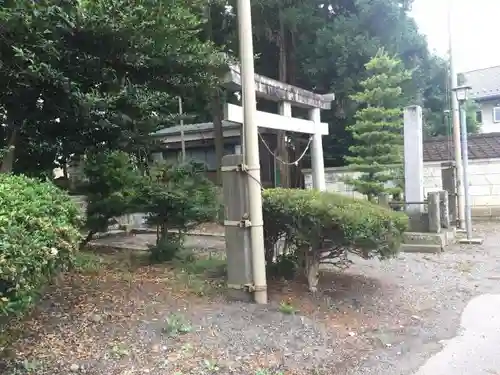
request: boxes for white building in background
[303,132,500,219]
[462,65,500,133]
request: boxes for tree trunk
[212,91,224,186]
[276,10,290,187]
[206,3,224,186]
[62,161,69,179]
[79,230,96,250]
[0,127,17,174]
[287,32,303,188]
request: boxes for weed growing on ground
[278,300,297,315]
[162,313,193,337]
[203,359,219,372]
[255,370,284,375]
[110,343,130,359]
[455,260,475,274]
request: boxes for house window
[493,107,500,123]
[476,110,482,124]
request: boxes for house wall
[303,158,500,219]
[478,99,500,133]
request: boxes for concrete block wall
[422,163,443,195]
[303,158,500,219]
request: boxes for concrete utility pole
[236,0,267,304]
[459,97,473,239]
[448,0,465,229]
[454,85,483,245]
[178,96,186,162]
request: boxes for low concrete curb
[131,228,225,238]
[86,241,149,253]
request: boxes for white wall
[478,99,500,133]
[303,158,500,216]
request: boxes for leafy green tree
[82,150,143,247]
[224,0,447,168]
[75,0,226,157]
[140,161,219,262]
[0,0,83,173]
[0,0,226,175]
[421,59,481,138]
[345,50,411,201]
[0,0,452,178]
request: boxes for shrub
[0,175,83,316]
[148,234,185,263]
[139,161,219,262]
[82,150,143,246]
[262,188,408,291]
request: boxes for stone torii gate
[223,64,334,190]
[221,64,334,301]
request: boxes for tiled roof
[423,132,500,162]
[462,66,500,100]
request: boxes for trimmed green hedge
[0,175,83,316]
[262,189,408,290]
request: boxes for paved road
[345,223,500,375]
[414,294,500,375]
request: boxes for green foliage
[140,161,219,261]
[345,50,411,201]
[0,0,226,174]
[464,100,481,134]
[0,0,452,177]
[422,56,481,137]
[83,150,142,243]
[76,0,226,160]
[0,175,83,316]
[262,188,408,290]
[229,0,443,168]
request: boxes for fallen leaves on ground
[0,250,412,375]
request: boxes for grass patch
[171,250,226,296]
[175,253,227,276]
[73,251,103,274]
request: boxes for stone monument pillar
[403,106,425,231]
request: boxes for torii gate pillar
[309,108,326,191]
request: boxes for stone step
[403,232,447,246]
[400,243,443,254]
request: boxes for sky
[411,0,500,73]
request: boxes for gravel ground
[2,223,500,375]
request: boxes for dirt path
[3,223,500,375]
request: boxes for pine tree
[345,49,411,201]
